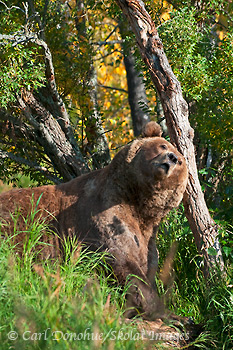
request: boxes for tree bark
[115,0,224,276]
[119,21,150,136]
[0,33,90,181]
[17,91,89,181]
[0,0,110,182]
[75,0,111,169]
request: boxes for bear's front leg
[97,212,165,319]
[106,240,164,320]
[110,251,165,320]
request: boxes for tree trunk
[119,21,150,136]
[17,91,89,181]
[0,35,90,181]
[156,94,168,136]
[75,0,111,169]
[115,0,224,276]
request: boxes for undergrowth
[158,206,233,349]
[0,205,232,349]
[0,204,148,350]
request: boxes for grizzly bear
[0,122,188,319]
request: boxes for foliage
[1,205,232,349]
[0,211,148,350]
[0,44,45,108]
[156,0,233,221]
[158,7,212,101]
[157,207,233,349]
[0,0,232,219]
[0,2,232,349]
[0,0,135,182]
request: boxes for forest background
[0,0,232,226]
[0,0,232,222]
[0,1,233,349]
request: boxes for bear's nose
[168,152,178,164]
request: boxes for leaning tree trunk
[0,34,90,182]
[115,0,224,277]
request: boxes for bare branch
[105,24,119,42]
[0,0,25,13]
[0,149,61,184]
[97,83,128,94]
[95,47,123,61]
[93,40,124,46]
[33,37,85,157]
[0,33,36,45]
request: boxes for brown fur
[141,121,163,138]
[0,122,188,319]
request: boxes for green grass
[0,175,39,194]
[157,207,233,349]
[0,232,149,350]
[0,205,232,349]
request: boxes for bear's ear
[141,121,162,138]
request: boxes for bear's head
[111,122,188,203]
[139,126,187,186]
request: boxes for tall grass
[0,205,148,350]
[157,206,233,349]
[0,204,232,349]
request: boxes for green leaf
[222,247,232,257]
[207,247,218,256]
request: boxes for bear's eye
[160,145,167,150]
[178,160,182,165]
